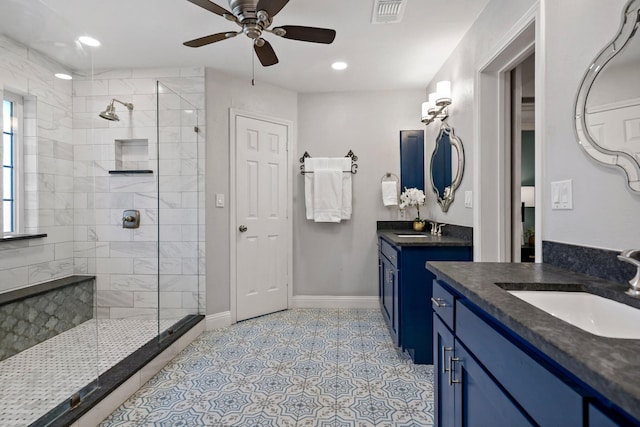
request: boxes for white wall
[295,89,424,296]
[204,69,298,314]
[543,0,640,250]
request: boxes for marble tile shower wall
[72,68,206,320]
[0,35,75,293]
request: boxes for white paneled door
[234,114,289,321]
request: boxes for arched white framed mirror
[430,122,465,212]
[575,0,640,192]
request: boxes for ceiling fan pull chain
[252,45,256,86]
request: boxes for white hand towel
[313,167,343,222]
[382,181,398,206]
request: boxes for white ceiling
[0,0,489,93]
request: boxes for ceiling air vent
[371,0,407,24]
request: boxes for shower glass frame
[156,80,204,340]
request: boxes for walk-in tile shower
[0,6,205,424]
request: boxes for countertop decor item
[399,187,425,224]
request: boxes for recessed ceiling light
[331,61,348,71]
[54,73,73,80]
[78,36,101,47]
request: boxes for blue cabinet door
[434,315,455,427]
[453,339,533,427]
[380,254,398,345]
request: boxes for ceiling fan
[184,0,337,67]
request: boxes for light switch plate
[464,191,473,208]
[551,179,573,210]
[215,193,225,208]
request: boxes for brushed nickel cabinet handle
[449,356,461,385]
[431,297,449,308]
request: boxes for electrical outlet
[398,209,406,220]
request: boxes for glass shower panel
[156,80,203,338]
[0,4,100,424]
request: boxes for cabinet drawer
[380,238,399,267]
[456,300,583,427]
[432,280,456,329]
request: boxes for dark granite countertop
[426,261,640,421]
[378,230,472,247]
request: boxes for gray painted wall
[423,0,538,228]
[294,90,424,297]
[543,0,640,250]
[204,69,297,314]
[424,0,640,252]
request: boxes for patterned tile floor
[0,318,178,427]
[101,309,435,426]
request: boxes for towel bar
[299,150,358,175]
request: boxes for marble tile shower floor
[101,309,435,426]
[0,318,178,427]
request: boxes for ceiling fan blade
[184,32,235,47]
[254,40,279,66]
[275,25,336,44]
[256,0,289,18]
[186,0,232,17]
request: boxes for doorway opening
[474,7,542,262]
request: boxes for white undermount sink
[508,291,640,339]
[395,234,429,238]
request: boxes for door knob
[239,225,248,232]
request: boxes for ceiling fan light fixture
[331,61,348,71]
[184,0,337,67]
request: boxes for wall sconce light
[421,80,452,125]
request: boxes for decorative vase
[413,220,426,232]
[528,234,535,246]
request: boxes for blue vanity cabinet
[433,283,530,427]
[433,279,585,427]
[378,236,472,364]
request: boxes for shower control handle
[122,210,140,229]
[239,225,248,232]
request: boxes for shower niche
[108,138,153,174]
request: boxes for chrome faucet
[429,221,438,235]
[617,249,640,297]
[429,221,446,236]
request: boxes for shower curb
[35,314,205,427]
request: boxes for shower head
[99,99,134,121]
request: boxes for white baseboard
[206,311,232,330]
[292,295,379,309]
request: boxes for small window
[2,93,22,234]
